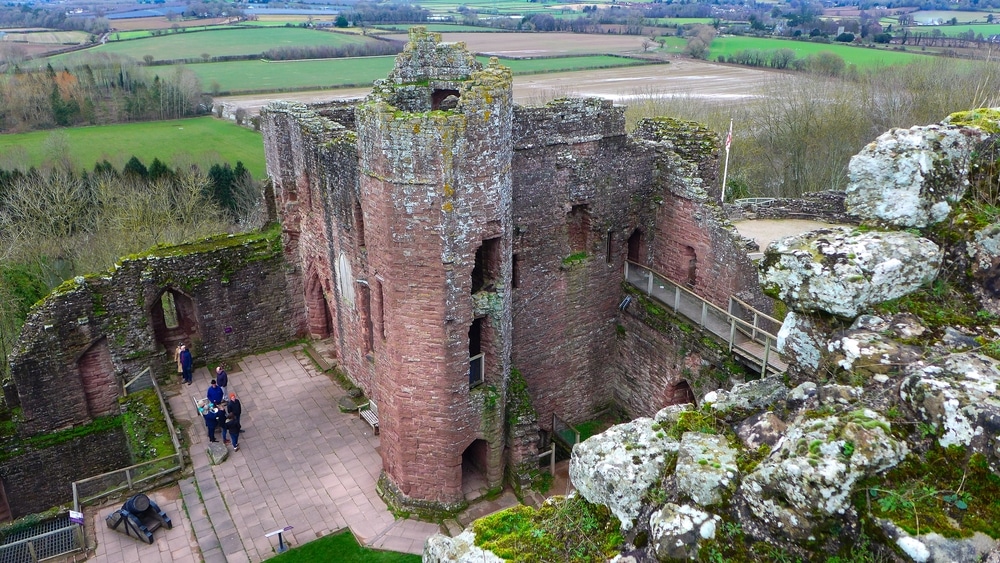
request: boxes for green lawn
[186,54,654,93]
[708,36,931,68]
[908,9,998,24]
[267,529,421,563]
[76,27,379,61]
[0,117,266,178]
[902,22,1000,37]
[187,56,399,93]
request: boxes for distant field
[0,30,90,44]
[79,27,377,61]
[370,24,502,32]
[0,117,266,178]
[647,18,714,26]
[709,36,930,67]
[903,22,1000,37]
[186,56,398,92]
[186,54,653,93]
[108,26,243,41]
[909,10,998,24]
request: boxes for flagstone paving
[85,346,442,562]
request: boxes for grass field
[267,530,420,563]
[903,22,1000,37]
[186,54,653,93]
[708,36,931,67]
[908,10,998,24]
[370,24,503,32]
[0,30,90,44]
[0,117,266,178]
[82,27,379,61]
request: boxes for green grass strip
[267,529,421,562]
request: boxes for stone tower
[356,30,514,511]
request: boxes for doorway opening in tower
[627,228,645,264]
[472,237,501,293]
[461,439,489,500]
[431,89,460,110]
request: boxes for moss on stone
[947,108,1000,134]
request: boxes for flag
[724,129,732,151]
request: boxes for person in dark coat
[215,366,229,400]
[179,345,194,385]
[225,413,242,451]
[227,393,242,424]
[207,379,223,405]
[204,408,219,442]
[215,407,228,444]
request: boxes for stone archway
[306,274,334,339]
[77,338,118,418]
[150,288,200,351]
[667,380,696,407]
[461,439,490,501]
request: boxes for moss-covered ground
[856,445,1000,539]
[473,496,623,562]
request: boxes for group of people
[176,343,245,453]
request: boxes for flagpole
[721,119,733,204]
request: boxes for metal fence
[0,516,82,563]
[73,367,184,511]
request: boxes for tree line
[0,56,205,132]
[0,156,267,382]
[260,40,403,62]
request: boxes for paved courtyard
[86,345,440,562]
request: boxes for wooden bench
[358,399,379,435]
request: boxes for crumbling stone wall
[8,230,296,434]
[0,427,129,518]
[726,190,857,224]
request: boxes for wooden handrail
[624,260,784,374]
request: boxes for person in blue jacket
[207,379,224,405]
[204,408,219,442]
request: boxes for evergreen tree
[122,156,148,179]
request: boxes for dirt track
[217,57,794,114]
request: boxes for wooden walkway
[624,261,787,377]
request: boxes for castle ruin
[260,28,767,513]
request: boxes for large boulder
[703,376,788,417]
[760,227,941,318]
[899,353,1000,468]
[740,409,908,540]
[845,124,988,228]
[570,413,680,530]
[878,520,998,563]
[776,311,825,374]
[649,503,720,561]
[675,432,738,507]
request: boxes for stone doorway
[461,439,489,501]
[150,288,200,351]
[627,228,644,263]
[77,338,118,418]
[667,380,696,407]
[306,274,334,339]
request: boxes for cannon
[105,494,172,544]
